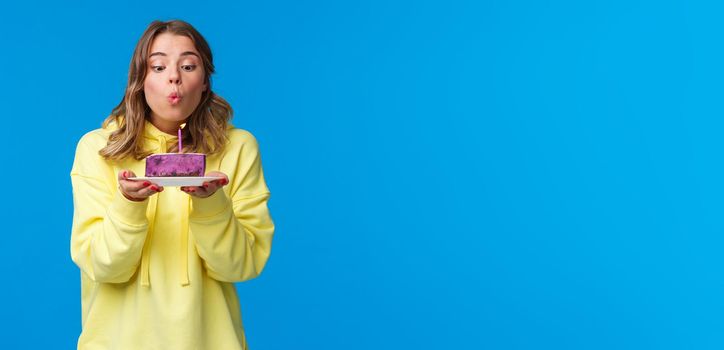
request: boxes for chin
[164,110,192,121]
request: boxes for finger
[147,184,164,193]
[193,185,208,195]
[118,170,146,189]
[182,185,208,197]
[201,181,219,192]
[118,170,134,181]
[121,179,153,192]
[128,181,162,194]
[130,184,162,198]
[200,182,222,197]
[192,189,213,198]
[205,172,229,187]
[207,177,227,187]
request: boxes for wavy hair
[100,19,232,161]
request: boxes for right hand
[118,170,164,202]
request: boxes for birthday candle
[178,123,186,153]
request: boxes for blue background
[1,0,722,349]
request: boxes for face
[143,33,207,129]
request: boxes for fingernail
[203,183,209,188]
[190,188,196,192]
[123,171,127,178]
[143,181,151,186]
[151,186,158,191]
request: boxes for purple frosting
[145,153,206,177]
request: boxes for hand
[180,171,229,198]
[118,170,163,202]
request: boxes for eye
[182,65,197,72]
[151,65,165,72]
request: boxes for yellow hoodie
[70,118,275,350]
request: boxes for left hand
[180,171,229,198]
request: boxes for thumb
[206,171,228,183]
[117,169,137,181]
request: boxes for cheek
[143,77,162,95]
[187,69,206,88]
[189,75,206,92]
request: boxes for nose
[168,66,181,85]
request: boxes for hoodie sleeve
[189,131,275,283]
[70,132,150,283]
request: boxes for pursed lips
[168,91,182,104]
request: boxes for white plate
[128,176,224,187]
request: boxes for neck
[148,114,185,136]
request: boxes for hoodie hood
[105,116,233,287]
[142,119,189,287]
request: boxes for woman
[69,19,275,350]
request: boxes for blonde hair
[100,19,232,161]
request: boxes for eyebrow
[148,51,200,59]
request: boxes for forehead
[148,33,199,58]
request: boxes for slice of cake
[145,153,206,177]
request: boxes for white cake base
[128,176,224,187]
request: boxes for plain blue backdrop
[1,0,722,349]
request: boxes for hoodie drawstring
[140,134,191,287]
[140,194,157,287]
[180,196,190,286]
